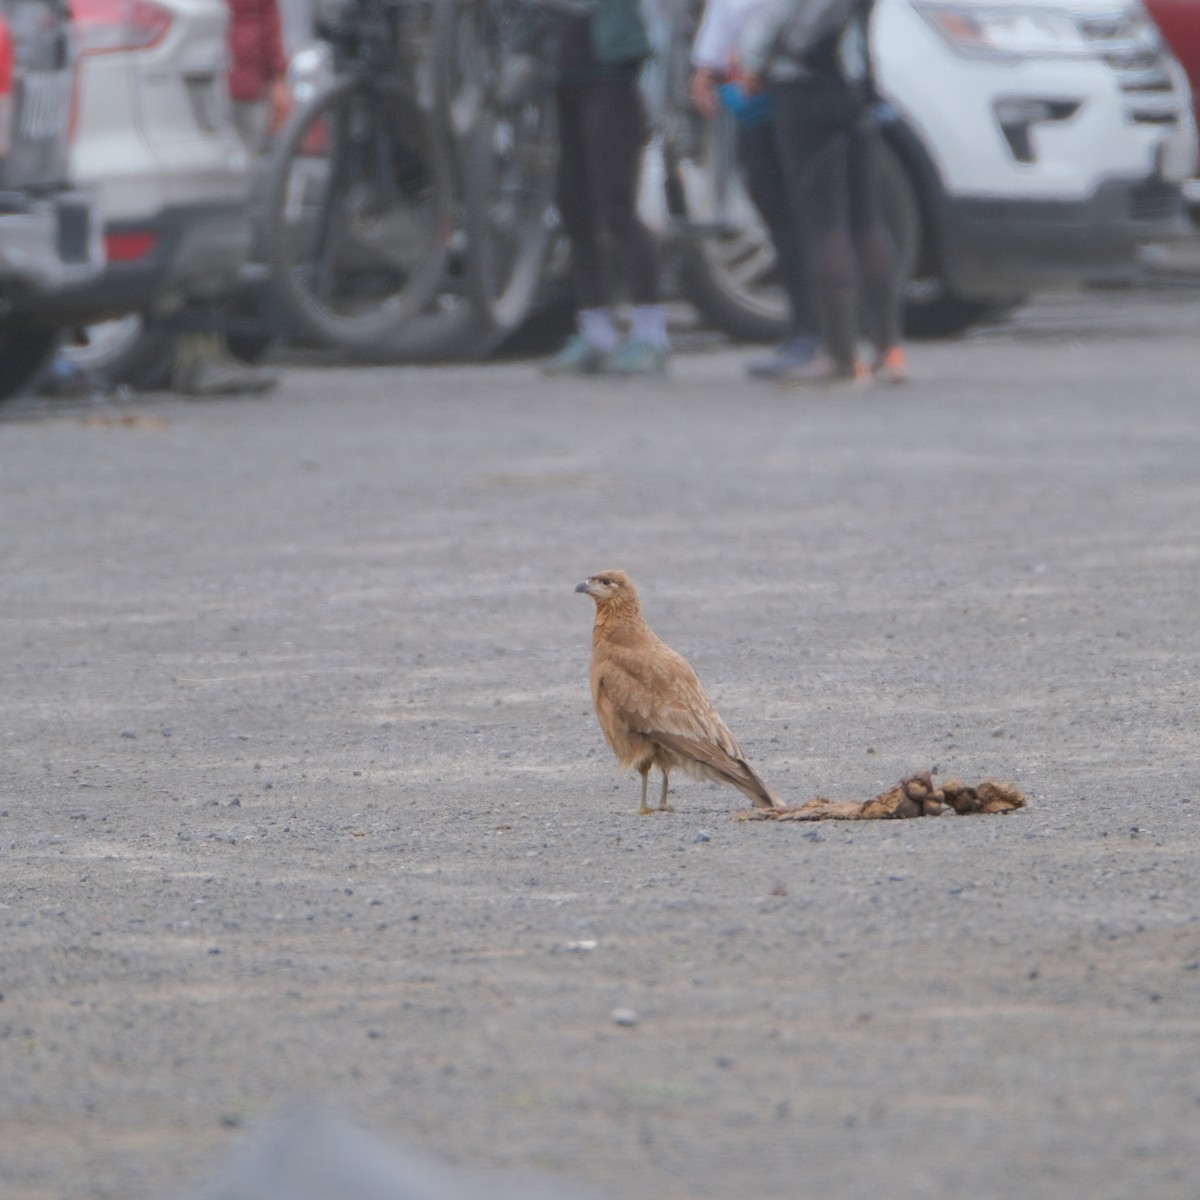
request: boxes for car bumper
[939,174,1193,296]
[0,190,102,306]
[49,202,254,322]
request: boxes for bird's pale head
[575,569,636,607]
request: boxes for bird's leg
[658,771,673,813]
[638,767,653,815]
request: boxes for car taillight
[70,0,172,56]
[104,229,158,261]
[0,19,14,157]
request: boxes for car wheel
[0,321,63,402]
[62,314,177,391]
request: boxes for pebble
[610,1007,639,1027]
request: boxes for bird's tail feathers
[735,762,786,810]
[652,732,784,809]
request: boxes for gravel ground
[2,284,1199,1200]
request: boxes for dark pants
[554,76,661,309]
[770,77,901,362]
[735,120,815,339]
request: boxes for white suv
[664,0,1198,338]
[57,0,255,387]
[0,0,105,398]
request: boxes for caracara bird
[575,570,784,814]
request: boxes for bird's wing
[595,637,743,757]
[594,634,783,810]
[650,729,782,808]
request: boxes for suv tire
[0,322,62,401]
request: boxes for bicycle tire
[462,51,558,332]
[263,74,453,352]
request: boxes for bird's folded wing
[649,729,756,779]
[597,641,743,758]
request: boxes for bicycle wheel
[462,46,559,333]
[264,74,453,352]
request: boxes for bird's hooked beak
[576,572,626,602]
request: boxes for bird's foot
[658,801,674,813]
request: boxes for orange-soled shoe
[873,345,908,385]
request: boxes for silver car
[59,0,256,388]
[0,0,104,399]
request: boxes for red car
[1145,0,1200,174]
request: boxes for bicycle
[262,0,454,352]
[432,0,587,339]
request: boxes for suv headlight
[913,3,1093,59]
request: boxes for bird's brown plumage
[575,570,784,814]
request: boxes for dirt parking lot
[3,284,1200,1200]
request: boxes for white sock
[578,308,619,354]
[629,304,669,351]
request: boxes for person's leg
[771,79,861,377]
[544,84,618,372]
[582,78,660,308]
[554,84,613,315]
[579,77,668,372]
[847,112,905,378]
[737,121,815,340]
[736,119,819,375]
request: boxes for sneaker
[609,338,669,376]
[873,345,908,385]
[746,334,820,379]
[542,333,609,376]
[177,358,279,397]
[780,353,870,386]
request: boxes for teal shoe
[542,333,609,375]
[609,338,669,376]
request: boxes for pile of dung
[734,770,1026,822]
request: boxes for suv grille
[1077,11,1185,126]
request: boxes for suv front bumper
[939,173,1193,296]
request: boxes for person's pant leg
[579,77,661,305]
[737,120,814,335]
